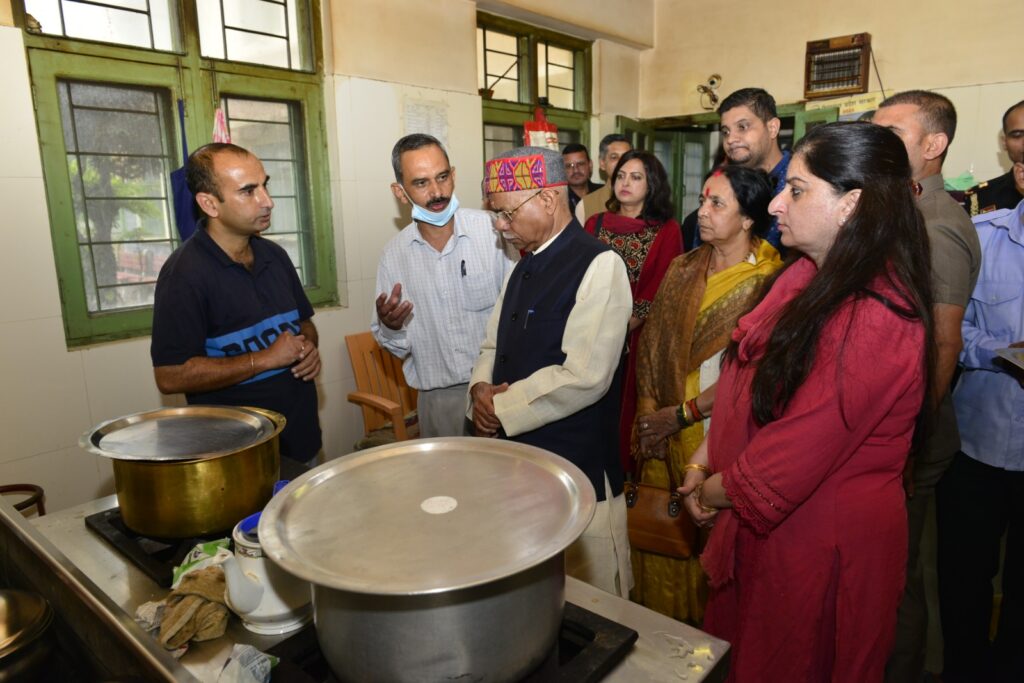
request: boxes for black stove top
[266,601,637,683]
[82,457,638,681]
[83,506,639,682]
[84,508,222,588]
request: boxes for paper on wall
[404,99,449,149]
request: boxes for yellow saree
[631,239,781,622]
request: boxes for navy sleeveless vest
[492,221,625,501]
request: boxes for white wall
[0,25,118,507]
[638,0,1024,183]
[479,0,654,47]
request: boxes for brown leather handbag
[624,451,696,559]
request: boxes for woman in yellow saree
[632,166,783,622]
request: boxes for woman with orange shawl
[632,166,781,622]
[584,150,682,473]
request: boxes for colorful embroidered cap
[484,146,567,194]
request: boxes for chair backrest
[0,484,46,517]
[345,332,418,433]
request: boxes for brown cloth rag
[159,566,229,649]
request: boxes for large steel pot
[259,438,596,683]
[81,406,283,537]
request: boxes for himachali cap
[485,146,568,194]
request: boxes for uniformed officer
[963,99,1024,216]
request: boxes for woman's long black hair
[736,122,935,446]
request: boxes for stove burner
[266,601,637,682]
[84,508,225,588]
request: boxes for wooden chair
[345,332,419,449]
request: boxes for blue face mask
[404,189,460,227]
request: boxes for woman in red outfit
[584,150,683,471]
[681,122,935,682]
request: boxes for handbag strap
[627,448,683,516]
[631,447,679,493]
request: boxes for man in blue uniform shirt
[938,193,1024,683]
[151,143,322,464]
[469,146,633,598]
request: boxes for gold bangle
[684,463,712,476]
[248,351,255,378]
[692,481,717,513]
[681,401,694,426]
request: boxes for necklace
[707,248,756,277]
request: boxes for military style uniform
[962,170,1023,216]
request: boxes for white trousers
[565,473,633,598]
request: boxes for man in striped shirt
[372,134,517,437]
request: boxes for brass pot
[82,406,284,538]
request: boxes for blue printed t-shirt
[150,225,321,461]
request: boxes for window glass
[483,123,522,161]
[682,141,705,215]
[59,80,176,312]
[556,129,580,146]
[197,0,312,70]
[25,0,313,71]
[537,41,576,110]
[223,96,311,284]
[25,0,181,50]
[478,27,520,102]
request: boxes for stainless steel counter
[31,495,729,681]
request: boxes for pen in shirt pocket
[525,308,534,329]
[461,260,466,277]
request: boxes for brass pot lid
[80,406,285,462]
[259,437,597,595]
[0,590,52,660]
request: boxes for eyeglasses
[490,190,543,226]
[563,161,589,170]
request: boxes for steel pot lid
[80,406,285,462]
[0,590,52,660]
[259,437,597,595]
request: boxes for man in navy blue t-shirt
[151,143,322,463]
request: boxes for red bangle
[687,398,706,422]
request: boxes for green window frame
[477,12,591,162]
[16,0,336,347]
